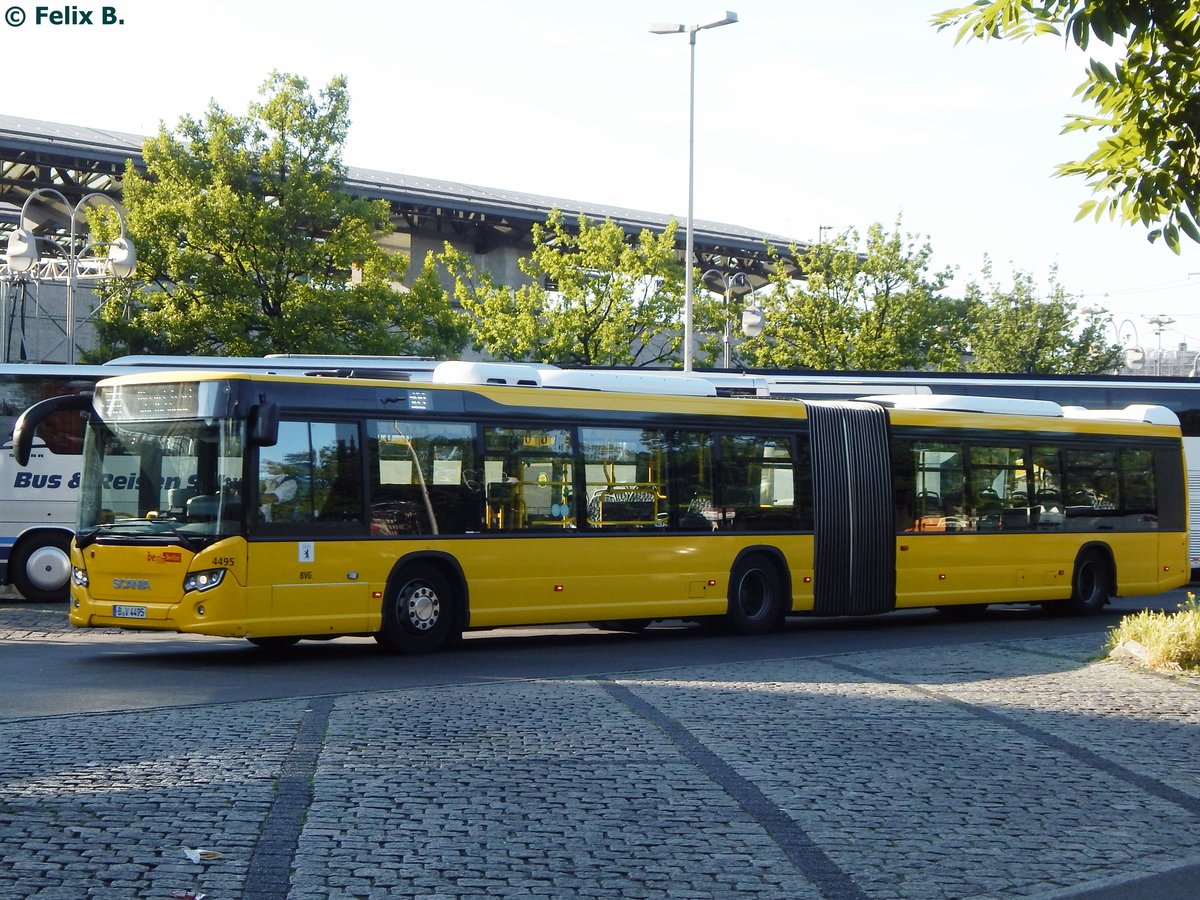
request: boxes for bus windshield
[77,414,245,544]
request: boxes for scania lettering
[112,579,150,591]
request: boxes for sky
[5,0,1198,353]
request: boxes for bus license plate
[112,605,147,619]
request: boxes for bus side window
[891,438,917,531]
[671,431,715,531]
[716,433,796,531]
[900,440,965,532]
[966,444,1027,531]
[580,426,668,531]
[313,422,365,528]
[1122,449,1156,515]
[257,421,313,527]
[257,421,365,531]
[368,420,480,535]
[794,431,813,530]
[1031,447,1065,531]
[483,426,574,531]
[1063,447,1120,520]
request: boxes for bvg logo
[113,578,150,590]
[147,551,182,564]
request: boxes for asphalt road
[0,593,1182,720]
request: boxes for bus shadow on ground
[70,599,1137,692]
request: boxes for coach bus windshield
[76,415,245,545]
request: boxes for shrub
[1106,592,1200,672]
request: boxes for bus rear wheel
[1064,549,1112,615]
[724,554,783,636]
[9,530,73,603]
[377,564,458,654]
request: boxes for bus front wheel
[724,554,783,636]
[377,564,458,654]
[9,530,73,603]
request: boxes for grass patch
[1106,592,1200,672]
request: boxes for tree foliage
[739,223,963,370]
[934,1,1200,251]
[92,72,465,359]
[963,263,1122,373]
[438,210,689,366]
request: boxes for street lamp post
[651,11,738,373]
[1114,318,1139,349]
[3,188,136,364]
[1144,315,1175,376]
[1082,306,1148,373]
[1110,318,1145,373]
[702,269,762,367]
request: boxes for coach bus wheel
[724,554,782,636]
[9,531,73,603]
[1065,549,1112,615]
[378,564,457,654]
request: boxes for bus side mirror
[13,393,94,466]
[249,402,279,447]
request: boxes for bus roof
[862,393,1180,426]
[104,354,438,377]
[1062,404,1181,426]
[430,361,719,396]
[861,393,1066,417]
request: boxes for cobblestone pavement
[3,600,1200,899]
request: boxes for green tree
[964,264,1121,372]
[934,1,1200,251]
[92,72,465,358]
[740,223,964,370]
[438,210,689,366]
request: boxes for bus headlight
[72,566,89,587]
[183,569,226,593]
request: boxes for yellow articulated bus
[13,364,1188,653]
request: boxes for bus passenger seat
[167,487,195,514]
[917,490,942,514]
[186,494,220,522]
[682,495,714,531]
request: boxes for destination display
[96,380,231,421]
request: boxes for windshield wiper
[78,518,199,548]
